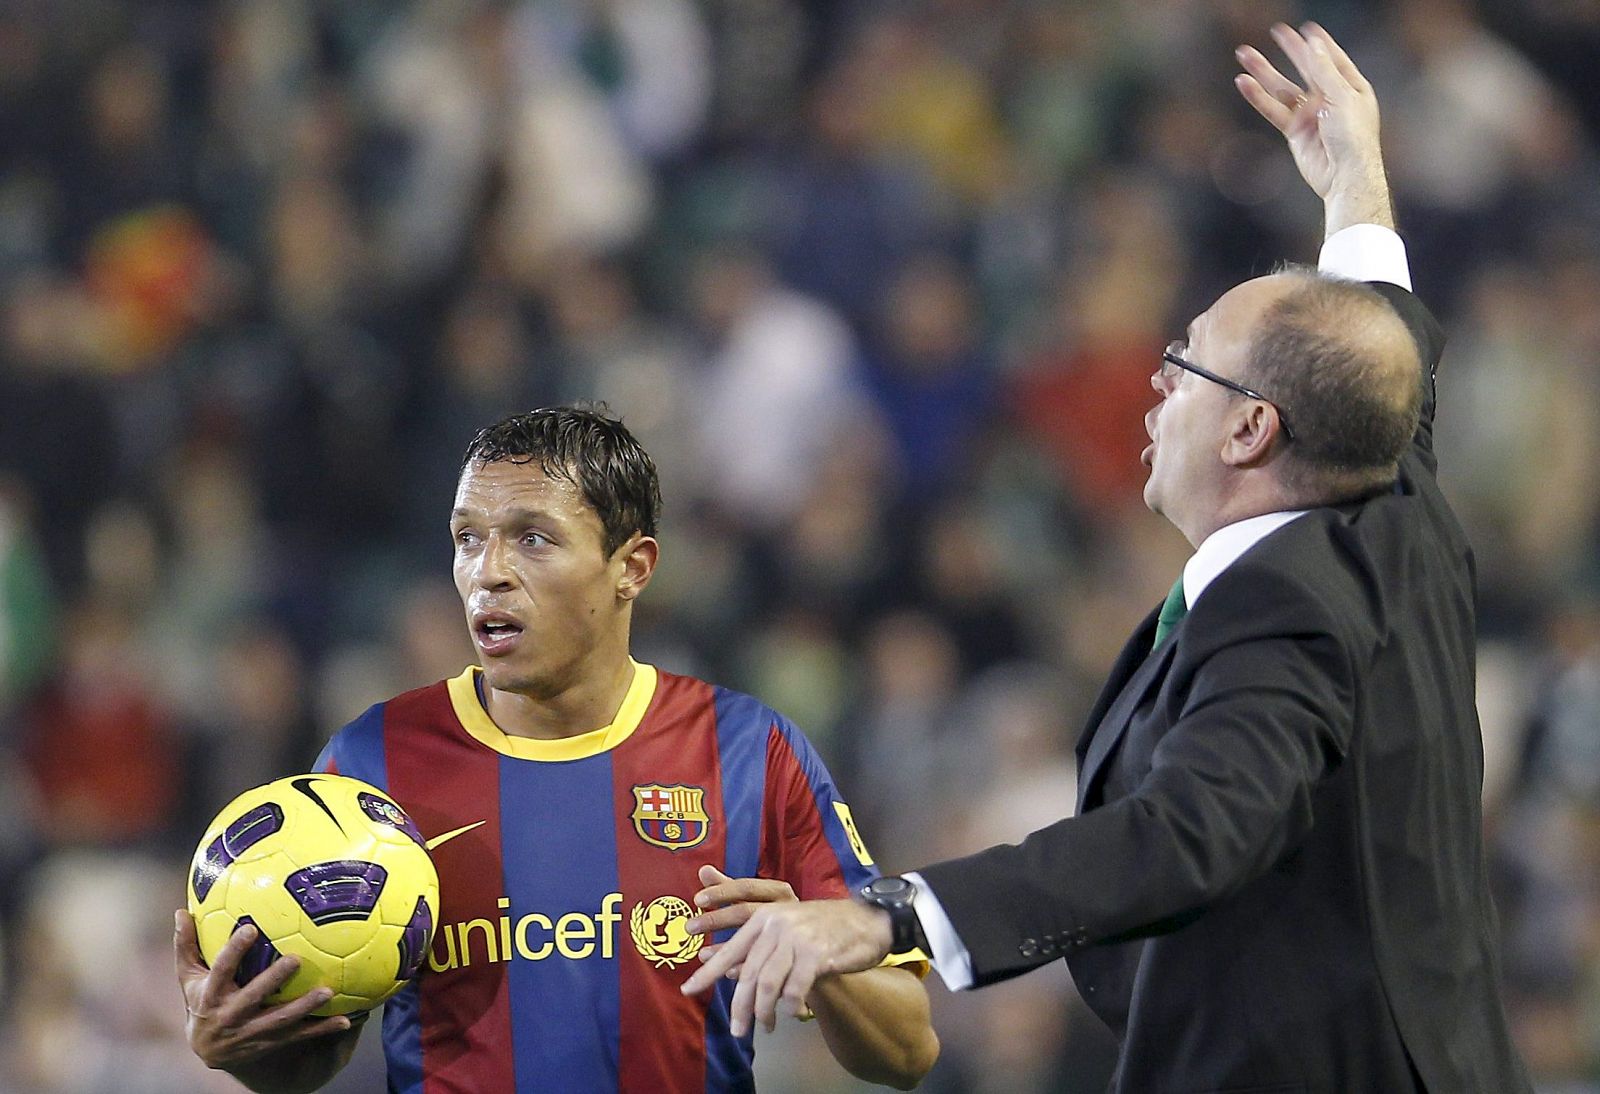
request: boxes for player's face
[450,459,640,697]
[1142,277,1280,538]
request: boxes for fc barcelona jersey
[314,661,883,1093]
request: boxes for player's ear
[615,534,658,602]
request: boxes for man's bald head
[1241,269,1423,502]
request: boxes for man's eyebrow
[450,506,557,524]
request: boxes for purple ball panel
[231,916,281,988]
[396,895,434,981]
[357,792,426,849]
[285,860,388,925]
[223,802,285,858]
[192,836,228,902]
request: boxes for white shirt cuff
[904,871,974,991]
[1317,224,1412,291]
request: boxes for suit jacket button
[1019,939,1039,958]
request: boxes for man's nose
[474,536,516,590]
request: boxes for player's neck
[482,654,638,740]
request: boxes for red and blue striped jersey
[314,662,883,1093]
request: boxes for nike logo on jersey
[425,820,488,851]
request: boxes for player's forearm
[225,1023,364,1093]
[809,966,939,1089]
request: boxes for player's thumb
[698,864,731,887]
[173,909,204,970]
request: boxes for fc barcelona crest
[630,784,710,851]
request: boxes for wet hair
[1242,269,1423,501]
[460,406,661,557]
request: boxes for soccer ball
[187,774,440,1015]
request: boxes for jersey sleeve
[311,702,388,782]
[758,715,879,899]
[313,735,340,774]
[758,715,930,976]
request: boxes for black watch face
[867,876,913,900]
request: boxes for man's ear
[1221,400,1283,469]
[616,535,658,601]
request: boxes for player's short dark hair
[1243,270,1423,501]
[461,406,661,557]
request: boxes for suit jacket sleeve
[1368,281,1445,474]
[916,566,1356,986]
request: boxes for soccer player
[175,407,938,1092]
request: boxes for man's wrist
[858,876,928,955]
[1324,169,1395,236]
[865,905,895,955]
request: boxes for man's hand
[685,864,797,937]
[680,898,893,1037]
[1236,22,1393,232]
[175,910,352,1070]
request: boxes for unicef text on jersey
[428,893,703,972]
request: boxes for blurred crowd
[1,0,1599,1090]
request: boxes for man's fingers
[730,921,786,1037]
[1235,44,1303,107]
[682,922,754,995]
[1276,20,1348,101]
[726,925,780,1039]
[751,943,795,1034]
[697,864,731,888]
[727,962,758,1038]
[784,950,821,1020]
[235,992,342,1043]
[1235,73,1295,132]
[1304,22,1369,91]
[232,952,305,1010]
[174,910,207,976]
[1269,22,1323,95]
[686,905,755,936]
[693,882,746,910]
[195,922,259,1009]
[694,876,795,911]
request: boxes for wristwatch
[858,875,928,955]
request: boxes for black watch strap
[858,875,928,955]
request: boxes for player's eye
[453,528,480,548]
[521,531,550,548]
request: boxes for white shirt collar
[1182,510,1309,608]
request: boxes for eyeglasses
[1160,342,1295,442]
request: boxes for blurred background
[0,0,1598,1090]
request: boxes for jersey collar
[446,660,658,761]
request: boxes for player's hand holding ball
[177,774,440,1066]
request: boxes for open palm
[1235,23,1382,200]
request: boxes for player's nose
[473,535,518,590]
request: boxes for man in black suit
[682,22,1530,1092]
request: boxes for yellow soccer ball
[186,774,440,1015]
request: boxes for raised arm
[1235,22,1392,238]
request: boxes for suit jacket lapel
[1075,606,1159,768]
[1077,612,1177,809]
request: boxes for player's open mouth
[474,615,525,656]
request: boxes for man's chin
[478,662,536,695]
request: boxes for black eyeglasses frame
[1160,343,1296,442]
